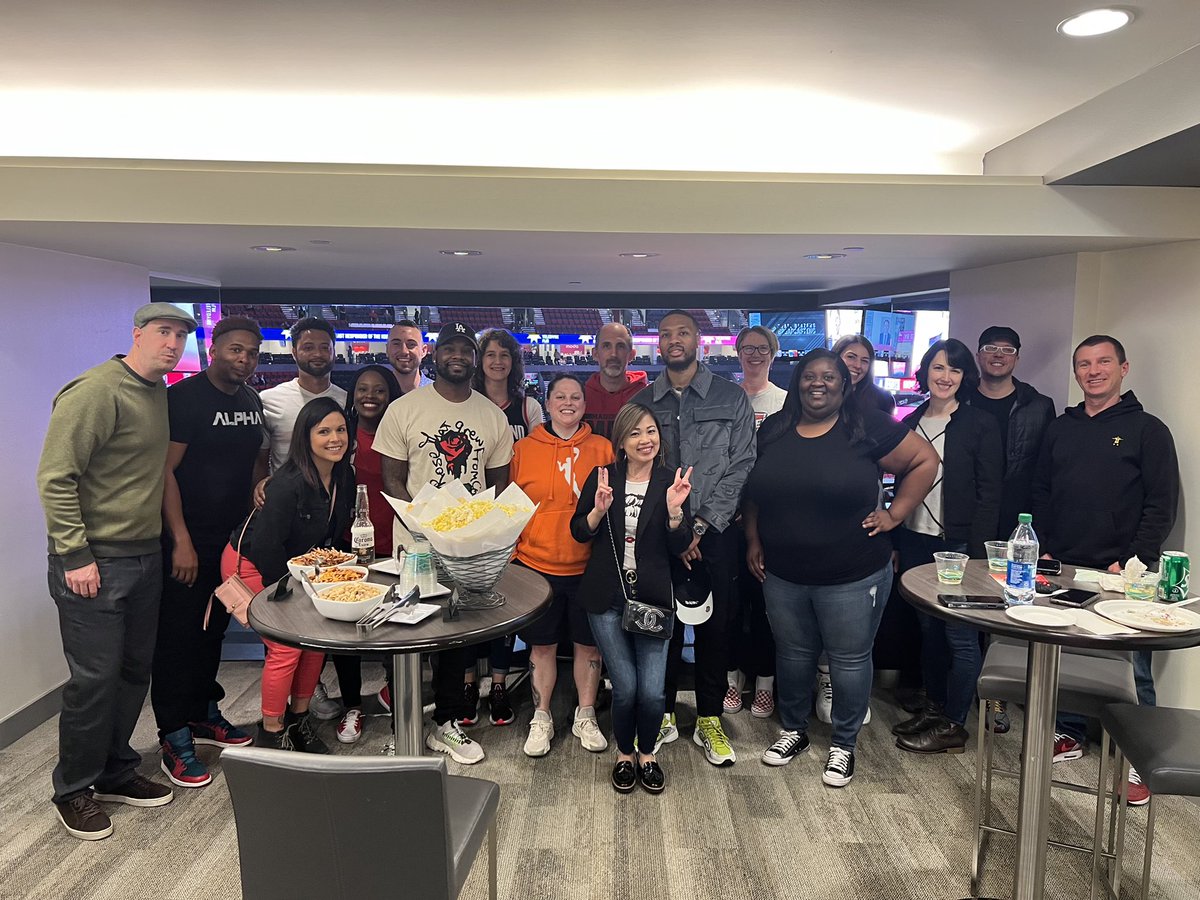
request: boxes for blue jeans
[895,529,981,726]
[1057,650,1155,744]
[588,607,670,755]
[763,563,893,752]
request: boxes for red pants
[220,545,325,718]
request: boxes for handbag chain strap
[605,503,638,603]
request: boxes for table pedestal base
[1013,641,1062,900]
[391,651,425,756]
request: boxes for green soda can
[1158,551,1190,602]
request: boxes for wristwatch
[692,520,709,537]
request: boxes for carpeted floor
[2,661,1198,899]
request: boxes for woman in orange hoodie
[511,373,615,759]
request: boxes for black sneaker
[255,724,295,750]
[288,712,330,754]
[488,681,515,726]
[54,795,113,841]
[761,729,810,767]
[638,760,666,794]
[459,681,481,727]
[822,747,855,787]
[611,760,637,794]
[92,774,173,808]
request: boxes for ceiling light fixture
[439,249,482,257]
[1057,8,1133,37]
[250,245,296,252]
[804,253,847,261]
[308,239,332,245]
[618,252,659,258]
[842,246,865,252]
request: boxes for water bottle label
[1006,560,1033,590]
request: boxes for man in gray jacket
[636,310,756,766]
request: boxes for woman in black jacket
[892,339,1003,754]
[220,397,355,752]
[833,334,896,415]
[571,402,693,795]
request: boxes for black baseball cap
[977,326,1021,351]
[435,321,479,351]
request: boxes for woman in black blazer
[891,339,1002,755]
[571,402,692,795]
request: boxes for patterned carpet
[2,661,1198,899]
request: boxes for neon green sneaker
[634,712,677,755]
[693,715,736,766]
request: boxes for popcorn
[425,499,523,533]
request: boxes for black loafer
[891,707,945,736]
[896,721,969,754]
[638,760,666,794]
[611,760,637,794]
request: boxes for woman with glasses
[891,338,1002,754]
[744,350,937,786]
[833,334,896,415]
[724,326,786,719]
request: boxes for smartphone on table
[938,594,1006,610]
[1049,589,1100,608]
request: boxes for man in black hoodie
[1032,334,1179,803]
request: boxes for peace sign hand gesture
[666,466,693,516]
[595,466,614,514]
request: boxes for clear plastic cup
[984,541,1008,573]
[1123,571,1158,601]
[934,551,969,585]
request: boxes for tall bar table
[899,562,1200,900]
[248,563,552,756]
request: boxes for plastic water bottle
[1004,513,1038,606]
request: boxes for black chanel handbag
[607,507,674,640]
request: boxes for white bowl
[311,581,389,622]
[287,550,358,579]
[305,565,369,588]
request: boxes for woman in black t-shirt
[744,350,937,787]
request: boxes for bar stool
[1097,704,1200,900]
[973,641,1137,897]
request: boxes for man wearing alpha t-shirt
[152,316,267,789]
[375,321,513,765]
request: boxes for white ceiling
[2,1,1200,295]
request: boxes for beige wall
[0,242,151,725]
[951,242,1200,708]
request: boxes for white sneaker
[524,710,554,757]
[572,706,608,752]
[308,681,342,721]
[863,705,872,725]
[336,708,363,744]
[816,672,833,724]
[426,721,485,765]
[636,712,677,755]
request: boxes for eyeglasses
[739,346,774,356]
[981,344,1018,356]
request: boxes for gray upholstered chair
[1099,703,1200,900]
[222,746,499,900]
[973,640,1137,898]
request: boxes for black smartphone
[271,574,292,601]
[1036,559,1063,575]
[1035,576,1061,594]
[938,594,1006,610]
[1050,589,1100,608]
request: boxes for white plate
[1093,600,1200,633]
[368,556,452,599]
[1005,606,1074,628]
[383,602,440,626]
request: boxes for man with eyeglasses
[966,326,1055,537]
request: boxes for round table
[248,562,553,756]
[899,562,1200,900]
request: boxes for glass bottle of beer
[351,485,375,565]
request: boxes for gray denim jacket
[634,364,757,533]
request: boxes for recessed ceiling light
[618,252,659,258]
[251,245,296,252]
[308,239,332,245]
[568,281,582,285]
[1057,8,1133,37]
[804,253,847,260]
[439,249,482,257]
[842,246,865,252]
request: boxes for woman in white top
[891,338,1003,755]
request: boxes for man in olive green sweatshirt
[37,302,197,841]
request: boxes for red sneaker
[159,739,212,788]
[378,685,392,712]
[1125,767,1150,806]
[189,714,252,748]
[1052,733,1084,763]
[337,708,363,745]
